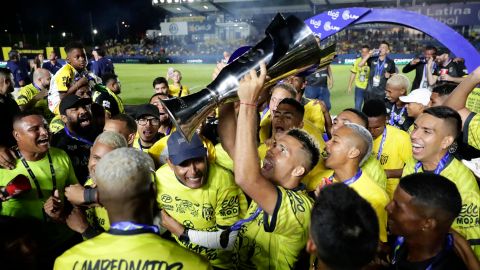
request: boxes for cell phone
[372,49,380,56]
[1,174,32,199]
[167,67,174,79]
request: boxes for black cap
[135,104,160,119]
[60,95,92,115]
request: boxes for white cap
[399,88,432,106]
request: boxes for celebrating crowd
[0,37,479,270]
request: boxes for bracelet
[239,101,257,107]
[84,188,97,204]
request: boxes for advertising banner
[160,22,188,36]
[305,8,370,39]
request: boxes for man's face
[172,71,181,84]
[75,85,92,99]
[331,111,365,134]
[63,105,92,133]
[14,115,50,154]
[272,103,302,136]
[67,48,87,70]
[367,116,386,139]
[435,53,448,64]
[136,115,160,143]
[386,187,424,237]
[92,50,99,60]
[108,80,121,94]
[379,43,389,56]
[424,49,436,61]
[406,102,424,118]
[150,95,170,123]
[168,157,208,189]
[0,74,13,95]
[38,72,51,90]
[261,134,306,184]
[154,83,169,94]
[429,92,447,107]
[360,48,370,58]
[104,120,135,146]
[385,83,406,103]
[269,87,294,113]
[287,76,305,93]
[49,52,57,61]
[88,142,115,177]
[325,127,353,169]
[410,113,448,162]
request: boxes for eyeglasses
[137,118,160,126]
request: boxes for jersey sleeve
[399,130,413,164]
[350,59,359,73]
[464,112,480,150]
[16,87,33,105]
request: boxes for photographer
[402,45,437,90]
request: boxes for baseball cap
[436,48,450,56]
[399,88,432,106]
[135,104,160,119]
[167,131,207,165]
[60,95,92,115]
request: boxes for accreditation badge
[373,75,380,87]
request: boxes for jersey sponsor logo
[102,100,111,109]
[72,259,184,270]
[286,191,307,214]
[378,154,389,166]
[219,195,240,217]
[456,199,480,227]
[184,241,218,260]
[160,194,172,203]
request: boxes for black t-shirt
[51,129,93,185]
[434,60,467,81]
[385,101,414,132]
[367,56,396,96]
[0,94,20,147]
[306,68,329,87]
[391,242,467,270]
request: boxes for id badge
[373,75,380,87]
[359,74,366,82]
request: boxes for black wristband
[179,228,190,243]
[83,188,97,205]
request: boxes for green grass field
[116,64,415,115]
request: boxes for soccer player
[398,88,432,133]
[103,113,137,147]
[16,68,54,122]
[347,45,371,110]
[363,99,412,198]
[429,82,458,107]
[322,123,389,243]
[132,104,162,152]
[385,74,413,131]
[51,96,97,184]
[387,173,468,269]
[402,106,480,257]
[308,184,379,270]
[228,64,320,268]
[168,69,190,97]
[92,73,124,117]
[155,131,247,269]
[358,41,396,102]
[54,148,212,270]
[443,66,480,151]
[152,76,170,94]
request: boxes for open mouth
[37,138,49,146]
[262,158,274,171]
[412,142,424,155]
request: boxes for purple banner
[305,8,370,39]
[405,3,480,26]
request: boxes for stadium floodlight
[203,5,208,9]
[153,0,159,3]
[174,0,179,2]
[93,29,98,35]
[176,7,181,10]
[62,32,66,37]
[50,25,54,29]
[166,0,172,3]
[188,0,194,3]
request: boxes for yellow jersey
[155,162,248,269]
[466,87,480,113]
[0,147,78,220]
[303,100,326,133]
[351,57,370,89]
[16,83,54,122]
[319,170,389,242]
[464,112,480,151]
[214,143,233,172]
[361,155,388,191]
[373,125,412,198]
[84,178,110,232]
[48,63,79,114]
[233,186,313,269]
[168,84,190,97]
[148,134,216,165]
[49,114,64,134]
[54,232,212,270]
[403,157,480,257]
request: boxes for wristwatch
[179,228,190,243]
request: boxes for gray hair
[95,148,154,198]
[386,74,410,92]
[94,131,128,149]
[344,123,373,166]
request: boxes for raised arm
[234,63,278,215]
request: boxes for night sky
[1,0,163,46]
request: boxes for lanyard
[389,105,406,126]
[375,58,386,76]
[64,126,93,146]
[414,152,451,174]
[230,207,262,231]
[325,169,363,186]
[377,127,388,160]
[392,234,453,270]
[16,149,56,199]
[110,221,159,234]
[260,106,269,120]
[33,83,42,92]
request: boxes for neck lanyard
[110,221,159,234]
[325,169,363,186]
[414,152,451,174]
[375,58,386,76]
[377,127,388,160]
[230,207,262,231]
[392,234,453,270]
[389,105,406,126]
[16,149,56,199]
[33,83,42,92]
[64,126,93,146]
[137,138,151,151]
[261,106,269,120]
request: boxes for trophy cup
[161,13,336,140]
